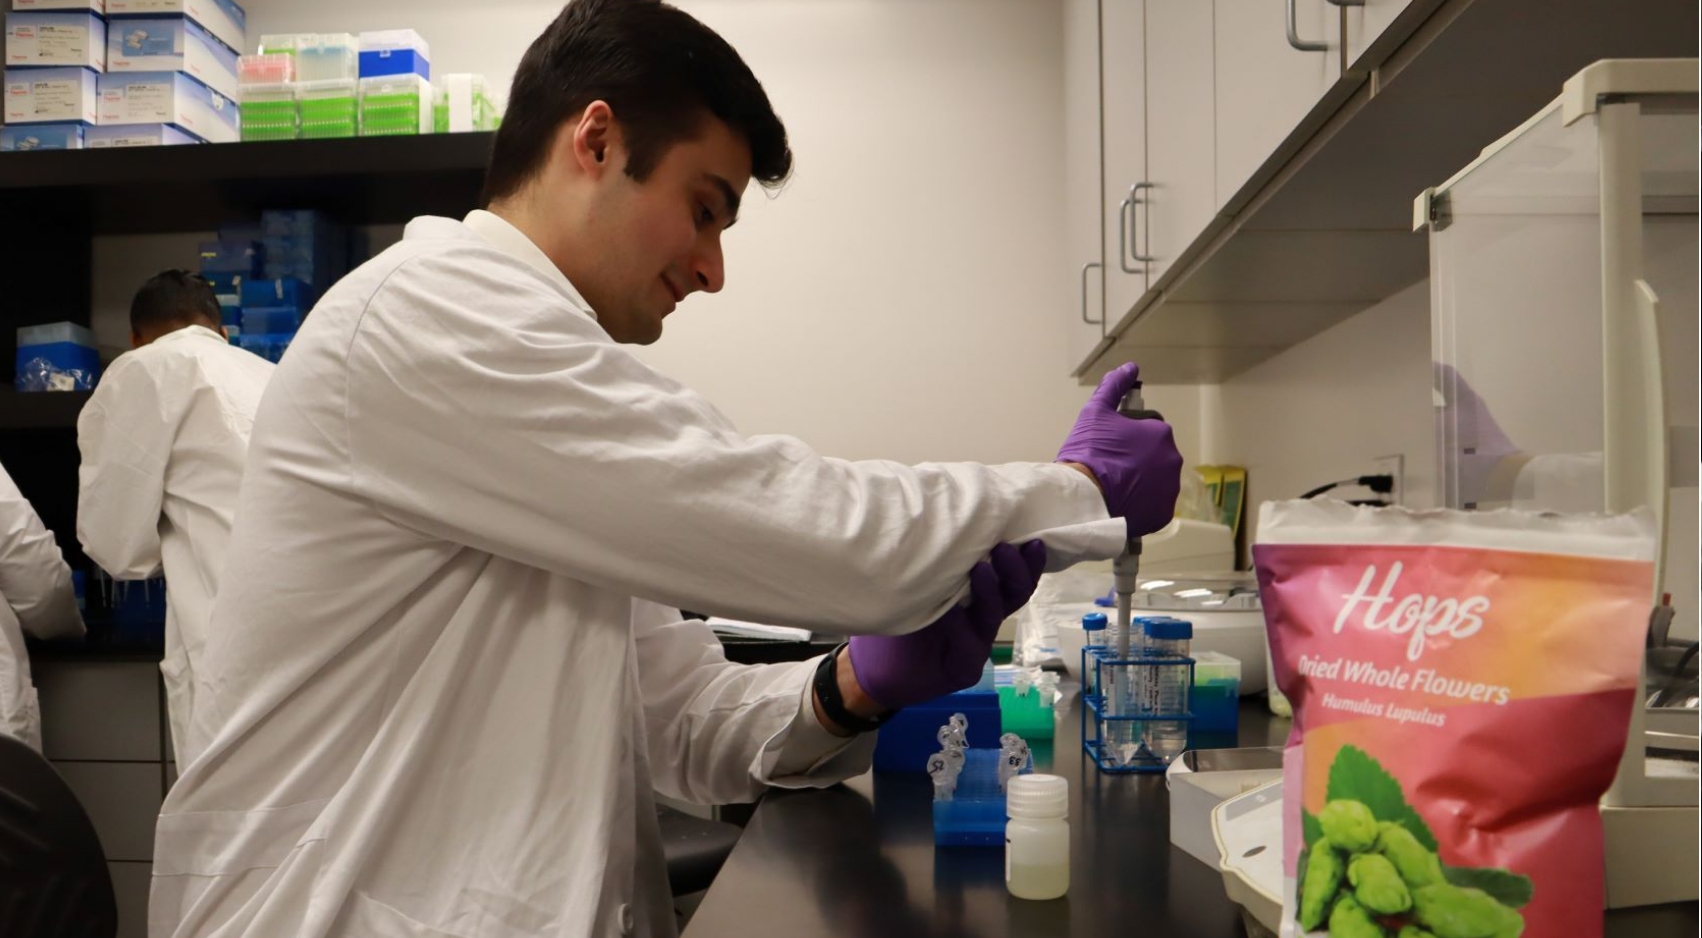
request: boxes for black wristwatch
[813,643,895,734]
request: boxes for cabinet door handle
[1286,0,1328,51]
[1080,261,1104,325]
[1124,183,1156,266]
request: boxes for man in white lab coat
[0,466,85,752]
[149,2,1182,937]
[77,270,274,766]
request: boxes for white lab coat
[0,466,86,751]
[149,212,1125,938]
[77,324,274,766]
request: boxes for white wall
[228,0,1134,465]
[1202,279,1436,549]
[86,0,1211,469]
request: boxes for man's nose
[691,237,725,295]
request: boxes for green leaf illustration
[1303,808,1323,849]
[1442,863,1535,909]
[1324,745,1438,852]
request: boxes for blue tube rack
[933,748,1028,846]
[1081,647,1194,774]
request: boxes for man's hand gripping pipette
[1055,362,1184,762]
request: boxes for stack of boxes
[197,233,256,338]
[199,209,348,362]
[238,29,497,141]
[96,0,243,146]
[241,31,358,140]
[2,0,245,149]
[2,0,106,150]
[5,13,498,150]
[355,29,428,136]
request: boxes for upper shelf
[0,132,494,235]
[1076,0,1698,384]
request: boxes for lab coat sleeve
[345,251,1126,637]
[75,356,169,580]
[632,601,872,805]
[0,470,85,640]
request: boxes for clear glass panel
[1641,106,1699,652]
[1431,98,1700,650]
[1431,106,1606,511]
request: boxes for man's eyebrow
[705,173,741,227]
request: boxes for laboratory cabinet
[1343,0,1423,71]
[1097,0,1145,346]
[1064,0,1414,375]
[1070,0,1697,383]
[1063,0,1107,370]
[1066,0,1218,367]
[1213,0,1338,213]
[1142,0,1218,285]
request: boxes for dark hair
[131,269,221,335]
[483,0,791,205]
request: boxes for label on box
[37,24,87,59]
[113,79,169,119]
[91,132,150,147]
[32,78,79,116]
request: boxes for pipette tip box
[871,688,1000,773]
[932,747,1028,847]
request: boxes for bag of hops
[1253,500,1656,938]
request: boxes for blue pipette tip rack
[932,748,1029,846]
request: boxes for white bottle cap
[1005,774,1068,819]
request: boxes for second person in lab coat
[0,465,85,752]
[77,270,275,766]
[149,2,1183,937]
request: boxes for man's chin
[615,320,665,346]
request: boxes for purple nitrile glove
[1055,362,1184,538]
[847,541,1047,712]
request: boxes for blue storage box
[109,576,167,636]
[199,239,260,274]
[357,29,428,79]
[239,306,301,335]
[0,121,86,150]
[871,688,1001,773]
[235,331,291,364]
[16,321,100,391]
[6,12,106,70]
[239,277,309,310]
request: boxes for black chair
[0,733,118,938]
[656,804,743,897]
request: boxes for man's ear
[571,100,620,179]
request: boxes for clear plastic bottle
[1141,616,1192,764]
[1005,774,1070,900]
